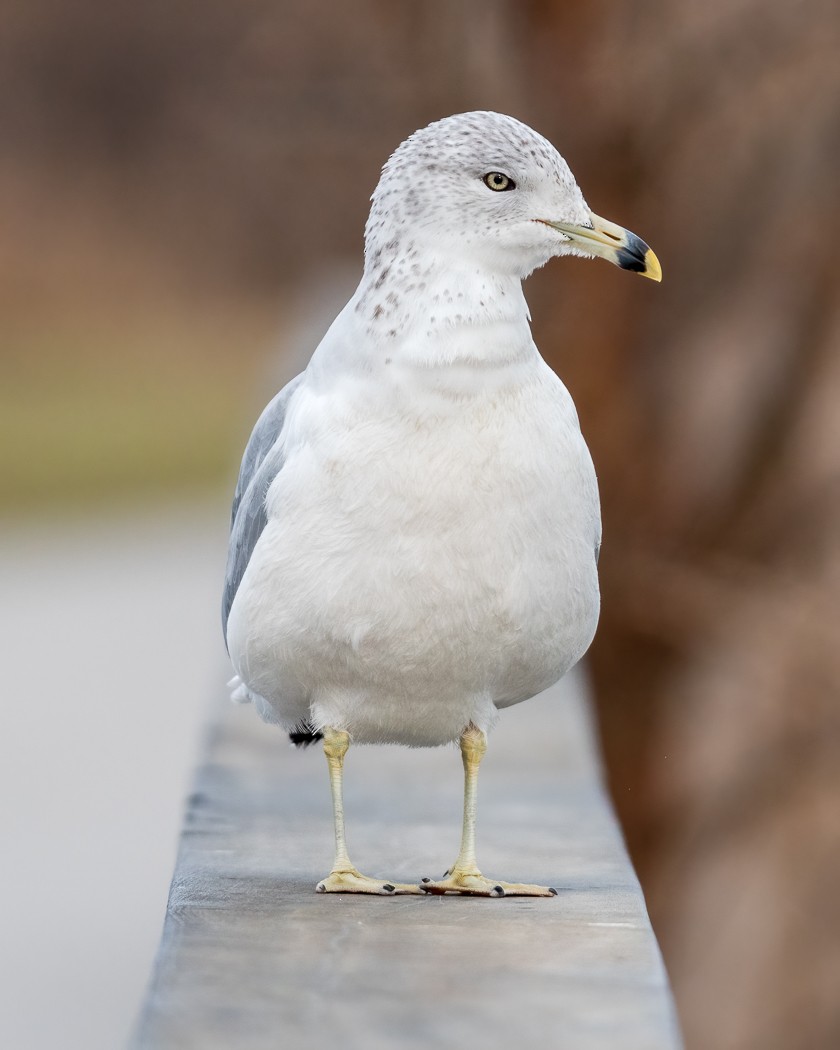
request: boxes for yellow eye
[483,171,515,192]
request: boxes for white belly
[227,367,600,746]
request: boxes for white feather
[225,112,602,747]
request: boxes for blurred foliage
[518,5,840,1049]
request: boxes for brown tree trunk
[518,3,840,1047]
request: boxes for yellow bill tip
[640,246,662,283]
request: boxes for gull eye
[483,171,515,192]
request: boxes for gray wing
[222,372,305,646]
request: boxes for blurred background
[2,1,839,1047]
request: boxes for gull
[223,111,660,897]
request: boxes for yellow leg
[420,724,557,898]
[315,727,421,895]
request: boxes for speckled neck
[353,235,531,366]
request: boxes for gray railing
[132,670,682,1049]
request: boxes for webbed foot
[316,868,422,895]
[419,868,556,897]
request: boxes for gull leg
[315,727,421,895]
[420,723,556,898]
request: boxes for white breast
[227,350,600,747]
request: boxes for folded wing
[222,373,304,647]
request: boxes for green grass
[0,305,282,516]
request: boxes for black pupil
[493,174,504,185]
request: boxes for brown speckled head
[364,111,592,281]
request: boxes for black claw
[382,883,395,893]
[492,885,505,896]
[442,870,450,877]
[421,877,431,883]
[548,887,558,896]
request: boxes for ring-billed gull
[223,111,661,897]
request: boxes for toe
[418,871,555,897]
[316,870,421,895]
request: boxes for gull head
[366,111,661,282]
